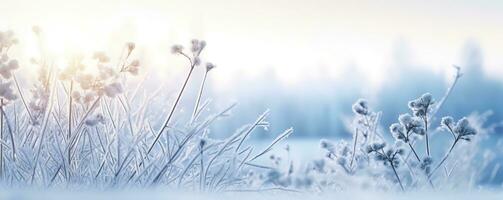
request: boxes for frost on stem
[366,141,406,191]
[429,117,478,177]
[408,93,435,156]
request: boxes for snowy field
[1,189,503,200]
[1,0,503,199]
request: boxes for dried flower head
[126,42,136,53]
[93,52,110,63]
[0,59,19,79]
[199,138,207,149]
[352,98,369,116]
[441,116,455,129]
[206,62,215,72]
[454,118,477,138]
[391,113,425,142]
[419,156,433,174]
[408,93,435,117]
[171,45,184,54]
[320,139,336,154]
[190,39,206,54]
[103,82,123,98]
[366,142,386,153]
[124,60,140,75]
[0,81,18,101]
[0,30,18,49]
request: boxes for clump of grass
[0,28,293,191]
[0,27,496,194]
[259,66,489,192]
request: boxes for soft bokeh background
[1,0,502,138]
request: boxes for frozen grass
[0,29,292,190]
[0,28,501,196]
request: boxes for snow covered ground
[2,189,503,200]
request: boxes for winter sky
[1,0,502,89]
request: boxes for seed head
[352,98,369,115]
[171,45,184,54]
[126,42,136,53]
[205,62,215,72]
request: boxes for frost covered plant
[0,81,17,101]
[408,93,434,156]
[0,31,20,102]
[119,42,141,75]
[366,141,406,191]
[390,113,424,161]
[0,56,19,79]
[427,117,477,177]
[145,39,211,160]
[320,139,336,159]
[419,156,433,175]
[0,31,296,191]
[0,30,18,50]
[303,67,481,192]
[319,139,355,174]
[352,99,369,116]
[347,99,381,171]
[0,30,20,179]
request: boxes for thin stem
[12,74,34,122]
[408,143,420,162]
[199,146,205,191]
[191,71,208,124]
[0,105,16,162]
[145,63,195,158]
[429,138,459,178]
[424,116,430,156]
[350,128,359,170]
[67,80,73,174]
[390,162,405,191]
[430,66,462,119]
